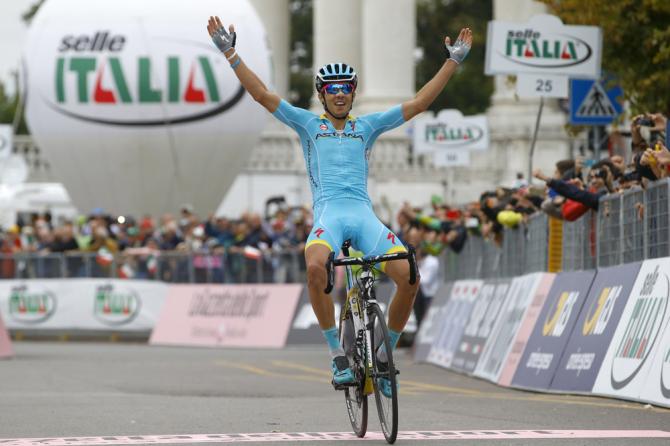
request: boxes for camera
[591,168,608,180]
[635,117,654,127]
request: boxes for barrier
[551,263,641,393]
[0,279,167,333]
[413,283,452,363]
[510,270,595,390]
[0,309,12,358]
[593,258,670,403]
[149,284,302,348]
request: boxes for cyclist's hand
[207,16,236,56]
[445,27,472,64]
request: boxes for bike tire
[339,307,368,437]
[370,304,398,444]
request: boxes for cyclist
[207,16,472,392]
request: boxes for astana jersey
[272,100,406,258]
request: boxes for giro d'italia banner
[150,284,301,348]
[640,317,670,408]
[511,270,595,391]
[451,279,511,374]
[550,263,641,393]
[427,280,482,369]
[414,283,452,363]
[485,14,601,78]
[474,273,544,382]
[498,273,555,386]
[0,279,167,331]
[0,309,13,358]
[593,259,670,403]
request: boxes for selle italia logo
[94,283,141,326]
[50,31,244,126]
[425,123,484,147]
[502,28,592,68]
[611,265,668,389]
[8,285,57,324]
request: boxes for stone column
[312,0,362,110]
[358,0,415,114]
[249,0,290,98]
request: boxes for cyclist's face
[320,83,355,115]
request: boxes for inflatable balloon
[24,0,270,216]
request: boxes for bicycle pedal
[332,380,357,391]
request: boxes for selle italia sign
[486,14,601,78]
[51,31,244,126]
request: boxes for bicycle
[324,240,417,444]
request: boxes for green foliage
[288,0,314,109]
[540,0,670,116]
[0,81,28,135]
[415,0,494,115]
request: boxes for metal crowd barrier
[0,250,306,284]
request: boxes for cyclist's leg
[304,208,353,384]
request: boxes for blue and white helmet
[315,63,358,92]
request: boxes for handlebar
[324,246,418,294]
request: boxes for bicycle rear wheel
[339,307,367,437]
[370,304,398,444]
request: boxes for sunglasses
[322,83,355,95]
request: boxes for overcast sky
[0,0,35,94]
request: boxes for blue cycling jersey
[272,100,405,209]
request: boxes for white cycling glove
[445,37,470,64]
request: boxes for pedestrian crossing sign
[569,78,623,125]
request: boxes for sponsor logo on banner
[610,265,668,389]
[8,285,57,324]
[502,28,590,69]
[414,283,452,363]
[93,283,141,326]
[551,263,639,393]
[52,31,244,126]
[662,347,670,398]
[511,271,594,390]
[424,122,484,147]
[451,280,510,373]
[150,284,302,348]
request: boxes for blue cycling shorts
[305,198,406,270]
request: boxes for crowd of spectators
[0,113,666,286]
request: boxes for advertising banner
[511,270,595,391]
[427,280,482,369]
[414,283,452,363]
[0,310,13,358]
[451,279,511,374]
[285,282,395,345]
[0,279,167,331]
[551,263,641,392]
[485,14,602,78]
[593,259,670,401]
[150,284,301,348]
[639,320,670,408]
[413,110,489,155]
[474,273,542,382]
[498,273,555,386]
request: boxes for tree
[415,0,494,115]
[288,0,314,109]
[541,0,670,116]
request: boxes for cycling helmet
[315,63,358,92]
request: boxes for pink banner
[0,310,13,359]
[149,284,302,348]
[498,273,555,386]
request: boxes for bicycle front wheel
[340,307,368,437]
[370,304,398,444]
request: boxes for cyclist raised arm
[206,16,280,113]
[402,28,472,121]
[207,16,472,391]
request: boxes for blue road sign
[569,78,623,126]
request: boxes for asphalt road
[0,342,668,445]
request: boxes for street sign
[433,149,470,167]
[569,78,623,125]
[517,74,568,99]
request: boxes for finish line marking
[2,430,670,445]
